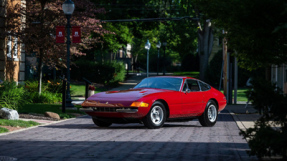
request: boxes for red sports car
[80,76,226,129]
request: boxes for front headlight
[130,102,149,107]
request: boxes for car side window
[182,82,189,91]
[199,81,211,91]
[186,79,200,91]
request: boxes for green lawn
[70,84,107,97]
[0,117,40,134]
[233,88,249,102]
[0,119,40,127]
[220,88,248,103]
[173,71,200,78]
[18,104,85,119]
[0,127,9,133]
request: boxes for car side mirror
[184,88,191,93]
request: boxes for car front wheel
[92,118,112,127]
[143,101,166,129]
[199,100,218,127]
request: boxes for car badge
[106,102,108,104]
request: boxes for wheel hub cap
[207,105,217,122]
[150,106,164,125]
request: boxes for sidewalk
[225,104,260,131]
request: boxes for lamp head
[145,39,151,50]
[156,41,161,48]
[62,0,75,15]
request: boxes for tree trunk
[38,48,44,95]
[198,20,213,81]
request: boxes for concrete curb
[0,115,88,137]
[227,109,247,131]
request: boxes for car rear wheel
[143,101,166,129]
[199,100,218,127]
[92,118,112,127]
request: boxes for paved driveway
[0,110,256,161]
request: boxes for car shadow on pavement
[40,109,239,130]
[42,122,202,130]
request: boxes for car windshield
[134,77,182,91]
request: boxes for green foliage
[0,81,29,110]
[111,61,126,83]
[0,127,8,133]
[27,92,61,104]
[240,79,287,159]
[23,80,62,103]
[196,0,287,70]
[0,119,40,127]
[90,0,198,69]
[71,59,125,85]
[25,80,45,93]
[46,80,63,93]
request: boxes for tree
[6,0,108,94]
[195,0,287,159]
[92,0,199,73]
[194,0,287,70]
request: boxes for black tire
[143,101,167,129]
[92,118,112,127]
[199,100,218,127]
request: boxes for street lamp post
[62,0,75,108]
[162,41,167,75]
[145,39,151,77]
[123,47,129,77]
[156,41,161,76]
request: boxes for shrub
[71,60,125,85]
[0,81,28,110]
[25,80,48,93]
[111,61,125,83]
[23,80,62,103]
[240,78,287,159]
[46,80,63,93]
[28,91,61,104]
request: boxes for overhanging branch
[101,16,199,22]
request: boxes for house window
[13,37,19,61]
[7,34,12,60]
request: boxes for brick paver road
[0,110,256,161]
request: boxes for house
[0,0,26,83]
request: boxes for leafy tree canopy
[195,0,287,70]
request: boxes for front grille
[96,107,117,112]
[92,107,137,113]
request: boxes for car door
[181,79,204,115]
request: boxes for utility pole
[223,33,228,96]
[234,56,238,104]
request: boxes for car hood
[87,88,167,106]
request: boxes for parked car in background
[81,76,226,129]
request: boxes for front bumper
[81,100,149,119]
[79,107,138,113]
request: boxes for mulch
[19,113,85,121]
[19,114,59,121]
